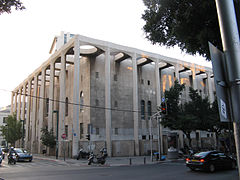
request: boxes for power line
[0,88,159,115]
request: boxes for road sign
[61,133,67,139]
[209,42,230,122]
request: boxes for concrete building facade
[11,32,215,157]
[0,105,11,146]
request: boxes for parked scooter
[88,148,108,165]
[8,153,17,165]
[77,149,90,160]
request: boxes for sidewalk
[33,154,184,167]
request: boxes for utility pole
[215,0,240,178]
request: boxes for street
[0,158,238,180]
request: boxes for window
[3,117,7,123]
[64,34,67,44]
[81,75,83,82]
[95,72,99,78]
[96,127,99,135]
[114,128,118,135]
[147,101,152,120]
[96,99,99,106]
[88,124,92,134]
[142,135,146,140]
[80,123,83,138]
[65,125,68,138]
[114,74,117,81]
[141,79,144,84]
[147,80,151,85]
[141,100,145,120]
[80,91,84,112]
[46,98,49,116]
[196,132,199,140]
[65,97,68,116]
[114,101,118,108]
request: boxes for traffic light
[86,134,90,141]
[161,102,167,114]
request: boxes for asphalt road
[0,159,238,180]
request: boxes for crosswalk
[0,159,74,169]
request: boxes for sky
[0,0,211,108]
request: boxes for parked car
[186,151,236,172]
[13,148,33,162]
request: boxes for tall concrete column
[191,67,197,90]
[17,89,22,120]
[59,51,66,156]
[155,60,163,153]
[21,85,26,121]
[48,61,55,131]
[105,47,112,157]
[38,68,46,153]
[132,53,139,156]
[155,60,161,107]
[174,63,180,81]
[14,92,18,113]
[25,80,32,149]
[207,72,214,103]
[72,36,80,157]
[31,75,38,153]
[11,92,14,114]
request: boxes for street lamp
[53,110,59,159]
[20,119,25,148]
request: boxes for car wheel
[232,162,236,169]
[29,159,32,162]
[209,164,215,172]
[189,167,196,171]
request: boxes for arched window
[80,91,84,112]
[46,98,49,116]
[147,101,152,120]
[141,100,145,120]
[65,97,68,116]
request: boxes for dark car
[14,148,33,162]
[186,151,236,172]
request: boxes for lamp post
[53,110,59,159]
[20,119,24,148]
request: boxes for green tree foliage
[0,0,25,15]
[142,0,240,60]
[40,128,56,148]
[161,81,230,148]
[161,80,197,146]
[185,87,211,130]
[0,114,22,146]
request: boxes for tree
[40,127,56,148]
[0,0,25,15]
[142,0,240,60]
[161,80,198,147]
[0,114,22,146]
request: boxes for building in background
[11,32,215,157]
[0,105,11,147]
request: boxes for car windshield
[193,152,210,158]
[15,149,24,153]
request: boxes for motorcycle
[88,148,108,165]
[77,149,90,160]
[0,154,2,165]
[8,153,17,165]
